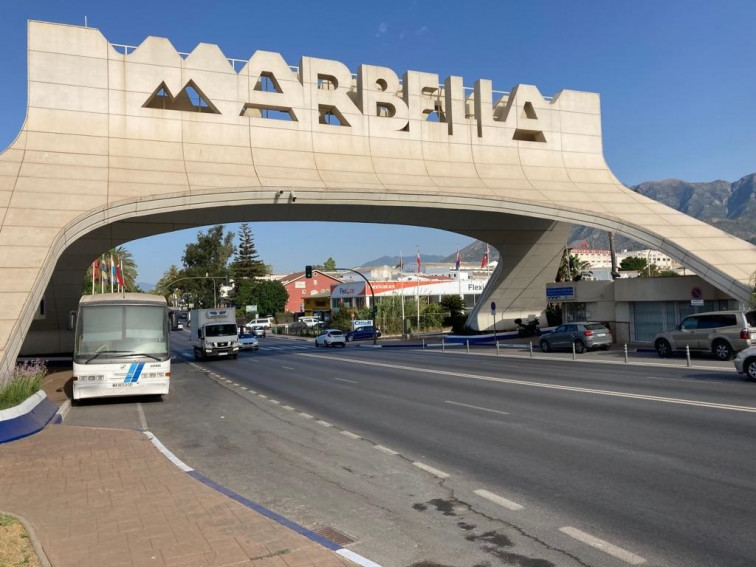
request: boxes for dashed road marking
[333,377,358,384]
[282,405,295,411]
[559,526,646,565]
[413,461,450,479]
[300,412,314,419]
[316,420,333,427]
[445,400,509,416]
[269,399,280,405]
[474,489,523,511]
[341,431,361,439]
[375,445,399,456]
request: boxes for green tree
[421,303,445,330]
[658,269,681,277]
[619,256,648,272]
[323,257,337,271]
[440,295,466,331]
[154,264,182,304]
[235,279,288,318]
[181,225,235,308]
[230,223,266,281]
[556,250,591,282]
[83,246,140,294]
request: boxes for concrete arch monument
[1,21,754,377]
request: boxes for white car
[734,346,756,380]
[298,316,322,328]
[238,333,259,351]
[177,323,184,330]
[315,329,346,348]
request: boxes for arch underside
[19,191,751,356]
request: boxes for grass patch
[0,514,41,566]
[0,360,47,410]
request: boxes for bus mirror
[67,311,77,331]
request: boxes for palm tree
[556,249,592,282]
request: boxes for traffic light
[305,265,313,278]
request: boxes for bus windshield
[75,304,169,362]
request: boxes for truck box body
[190,308,239,360]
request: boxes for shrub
[0,360,47,410]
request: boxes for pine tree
[231,223,266,280]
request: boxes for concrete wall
[0,21,754,377]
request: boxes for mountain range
[361,173,756,266]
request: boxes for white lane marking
[336,548,383,567]
[136,403,148,430]
[282,405,295,411]
[299,354,756,413]
[474,489,523,511]
[248,390,257,394]
[282,366,295,370]
[413,461,450,479]
[269,399,280,405]
[258,394,268,399]
[375,445,399,455]
[560,526,646,565]
[316,420,333,427]
[300,412,314,419]
[341,431,361,439]
[143,431,193,472]
[445,400,509,416]
[333,377,358,384]
[232,382,240,387]
[240,386,248,390]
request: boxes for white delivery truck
[190,308,239,360]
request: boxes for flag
[481,244,489,269]
[110,255,116,293]
[455,246,461,271]
[100,255,108,282]
[399,251,403,272]
[116,260,124,288]
[93,259,99,281]
[416,247,421,274]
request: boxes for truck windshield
[205,324,238,337]
[74,304,169,362]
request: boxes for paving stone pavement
[0,373,356,567]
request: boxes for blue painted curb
[0,391,60,444]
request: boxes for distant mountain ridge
[359,173,756,265]
[570,173,756,249]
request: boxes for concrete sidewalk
[0,372,361,567]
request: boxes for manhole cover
[312,526,357,546]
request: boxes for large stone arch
[1,21,754,377]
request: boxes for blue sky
[1,1,754,285]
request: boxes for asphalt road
[67,332,756,566]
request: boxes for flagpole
[91,260,95,294]
[457,244,462,301]
[101,255,105,294]
[416,246,420,331]
[400,251,405,336]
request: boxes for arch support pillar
[467,221,573,331]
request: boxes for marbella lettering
[145,50,552,143]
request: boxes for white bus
[72,293,171,401]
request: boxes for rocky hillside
[570,173,756,249]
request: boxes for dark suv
[345,326,382,341]
[654,310,756,361]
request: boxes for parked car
[734,346,756,380]
[246,325,266,338]
[654,309,756,361]
[177,323,184,331]
[539,322,612,353]
[238,333,259,351]
[345,326,382,341]
[249,317,275,329]
[315,329,346,347]
[297,316,322,328]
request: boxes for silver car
[734,346,756,380]
[540,322,612,353]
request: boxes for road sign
[490,301,496,313]
[691,286,703,300]
[691,299,704,306]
